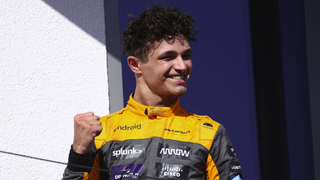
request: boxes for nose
[173,56,188,72]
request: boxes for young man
[62,4,243,180]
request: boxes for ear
[127,56,142,74]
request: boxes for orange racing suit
[62,94,243,180]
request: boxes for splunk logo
[157,143,192,160]
[111,145,145,161]
[114,124,141,132]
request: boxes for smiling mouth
[170,75,186,79]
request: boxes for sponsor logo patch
[203,122,213,129]
[157,143,192,160]
[230,161,242,173]
[231,165,241,170]
[155,163,189,179]
[145,108,167,116]
[164,128,190,135]
[111,145,145,161]
[111,164,144,180]
[114,124,141,132]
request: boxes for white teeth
[172,76,184,79]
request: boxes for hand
[72,112,102,154]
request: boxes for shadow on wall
[42,0,124,113]
[42,0,106,45]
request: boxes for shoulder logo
[203,122,213,127]
[230,160,242,173]
[231,165,241,170]
[203,122,213,129]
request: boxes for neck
[133,90,178,107]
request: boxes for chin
[175,88,187,96]
[159,86,188,96]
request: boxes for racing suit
[62,94,243,180]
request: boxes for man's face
[139,37,193,97]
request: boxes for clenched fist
[72,112,102,154]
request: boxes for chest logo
[164,128,190,135]
[155,163,189,179]
[111,144,145,161]
[111,164,144,180]
[157,143,192,160]
[114,124,141,132]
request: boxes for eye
[161,56,175,61]
[182,54,192,60]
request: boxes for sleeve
[206,125,243,180]
[61,146,99,180]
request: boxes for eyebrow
[184,49,193,54]
[158,48,193,57]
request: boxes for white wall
[0,0,109,179]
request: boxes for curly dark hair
[121,4,198,62]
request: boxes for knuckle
[98,124,103,131]
[74,114,81,120]
[86,112,94,116]
[74,114,83,123]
